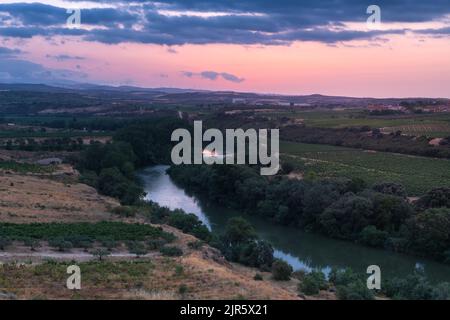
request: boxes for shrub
[253,273,263,281]
[160,246,183,257]
[112,206,137,217]
[187,241,203,250]
[239,240,274,271]
[167,213,211,241]
[91,248,110,261]
[299,271,328,295]
[223,217,257,245]
[383,273,432,300]
[329,268,374,300]
[271,259,293,281]
[359,226,388,247]
[336,280,375,300]
[416,187,450,209]
[405,208,450,261]
[127,241,148,257]
[147,239,167,250]
[100,238,119,250]
[174,265,184,276]
[49,239,73,252]
[0,237,12,250]
[372,182,407,198]
[178,284,188,295]
[23,238,41,251]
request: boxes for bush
[160,246,183,257]
[167,213,211,241]
[239,240,274,270]
[329,268,374,300]
[91,248,110,261]
[223,217,257,244]
[0,237,12,250]
[23,238,41,251]
[100,238,119,250]
[147,239,167,250]
[416,187,450,209]
[187,241,203,250]
[178,284,188,295]
[383,272,434,300]
[127,241,148,257]
[359,226,388,247]
[299,271,328,295]
[336,280,375,300]
[405,208,450,261]
[112,206,137,217]
[253,273,263,281]
[271,259,293,281]
[373,182,407,198]
[48,239,73,252]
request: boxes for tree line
[168,164,450,263]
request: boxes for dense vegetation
[76,118,188,204]
[0,222,172,242]
[168,164,450,263]
[297,267,450,300]
[118,202,277,271]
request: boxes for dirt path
[0,251,158,263]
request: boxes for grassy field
[281,141,450,196]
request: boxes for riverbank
[140,165,450,284]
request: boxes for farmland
[259,109,450,137]
[281,141,450,196]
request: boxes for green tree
[405,208,450,260]
[271,259,293,281]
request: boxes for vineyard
[281,141,450,196]
[381,124,450,138]
[0,222,173,242]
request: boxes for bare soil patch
[0,172,119,223]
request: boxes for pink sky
[15,34,448,98]
[1,0,449,98]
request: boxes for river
[140,165,450,283]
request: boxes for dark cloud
[183,70,245,83]
[0,58,88,84]
[0,1,448,45]
[46,54,86,61]
[0,46,23,57]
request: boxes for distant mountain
[1,83,449,108]
[57,83,211,94]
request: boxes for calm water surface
[140,165,450,282]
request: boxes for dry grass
[0,172,119,223]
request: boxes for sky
[0,0,449,98]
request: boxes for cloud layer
[183,70,245,83]
[0,1,449,45]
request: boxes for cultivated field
[281,141,450,196]
[261,109,450,138]
[381,124,450,138]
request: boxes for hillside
[0,167,326,300]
